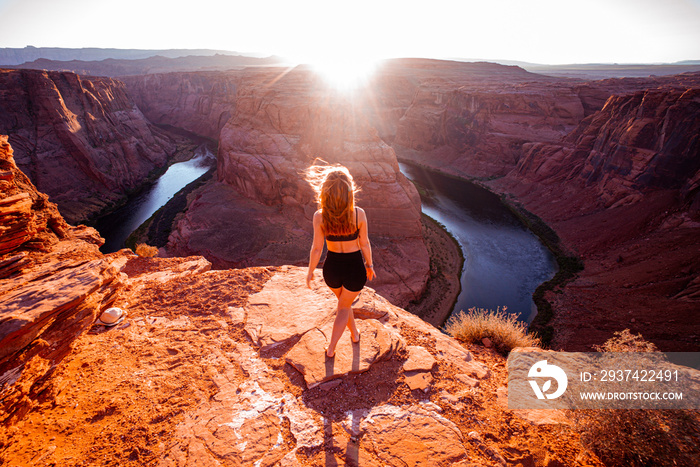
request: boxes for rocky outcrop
[169,67,429,306]
[0,136,127,423]
[0,69,176,223]
[0,254,599,466]
[492,85,700,351]
[0,136,67,259]
[122,71,242,140]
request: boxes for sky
[0,0,699,65]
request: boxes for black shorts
[322,250,367,292]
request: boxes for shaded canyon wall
[121,71,241,140]
[371,60,585,177]
[492,82,700,351]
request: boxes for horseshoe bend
[0,57,699,465]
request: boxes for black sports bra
[325,208,360,242]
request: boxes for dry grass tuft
[573,329,700,467]
[135,243,159,258]
[593,328,659,352]
[443,306,540,355]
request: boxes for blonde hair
[306,162,359,236]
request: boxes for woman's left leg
[328,286,358,339]
[326,286,361,357]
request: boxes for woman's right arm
[358,208,376,281]
[306,211,325,288]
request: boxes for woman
[306,165,376,358]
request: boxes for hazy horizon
[1,45,699,67]
[0,0,698,67]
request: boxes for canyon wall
[121,71,242,141]
[493,82,700,351]
[0,136,68,259]
[374,60,584,177]
[384,61,700,181]
[515,88,700,209]
[167,67,429,306]
[394,84,585,177]
[0,69,176,224]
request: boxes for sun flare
[309,57,381,92]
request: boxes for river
[399,162,557,324]
[95,146,215,253]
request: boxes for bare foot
[351,331,360,344]
[325,347,335,358]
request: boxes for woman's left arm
[306,211,325,288]
[357,208,376,281]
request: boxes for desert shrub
[573,329,700,466]
[134,243,159,257]
[593,329,659,353]
[443,306,540,354]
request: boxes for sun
[308,56,381,92]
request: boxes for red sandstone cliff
[384,61,700,181]
[0,135,125,422]
[0,69,176,223]
[121,71,241,141]
[372,60,584,177]
[493,84,700,351]
[516,87,700,208]
[0,136,67,259]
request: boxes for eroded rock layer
[0,136,67,258]
[371,60,583,177]
[0,69,176,223]
[0,136,127,423]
